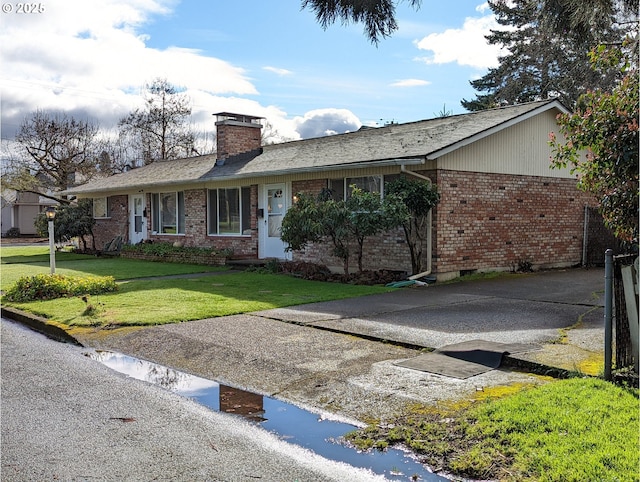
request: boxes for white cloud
[0,0,258,139]
[414,12,506,69]
[263,66,293,76]
[292,108,362,140]
[390,79,431,88]
[0,0,366,148]
[475,2,491,14]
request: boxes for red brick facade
[93,195,128,250]
[95,187,260,258]
[432,170,594,276]
[284,170,595,277]
[95,171,594,277]
[289,179,414,274]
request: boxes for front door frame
[258,183,290,260]
[129,193,147,244]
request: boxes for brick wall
[93,195,128,250]
[432,170,595,276]
[95,171,594,276]
[292,179,327,196]
[287,171,594,277]
[289,179,413,274]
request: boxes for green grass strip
[3,272,388,327]
[351,378,639,481]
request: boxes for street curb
[1,306,84,347]
[502,354,575,379]
[1,304,579,381]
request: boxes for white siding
[436,110,576,178]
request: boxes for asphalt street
[0,319,388,482]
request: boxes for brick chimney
[214,113,263,165]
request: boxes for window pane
[161,192,177,233]
[93,197,107,218]
[177,192,185,234]
[346,176,382,198]
[152,193,159,231]
[328,178,345,200]
[241,187,251,234]
[218,188,240,234]
[208,190,218,235]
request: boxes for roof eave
[214,157,426,181]
[66,158,427,195]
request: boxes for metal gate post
[604,249,614,381]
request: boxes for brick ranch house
[65,99,598,280]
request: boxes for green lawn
[349,378,640,482]
[1,246,226,289]
[1,246,389,327]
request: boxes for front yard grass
[1,246,225,289]
[349,378,639,481]
[1,246,389,327]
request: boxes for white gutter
[400,164,434,279]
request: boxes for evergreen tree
[461,0,634,111]
[302,0,421,43]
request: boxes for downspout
[400,164,433,279]
[582,205,588,267]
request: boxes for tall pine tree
[461,0,634,111]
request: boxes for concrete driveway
[57,267,606,425]
[255,267,604,351]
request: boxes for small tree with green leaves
[280,192,324,250]
[282,187,408,274]
[386,176,440,275]
[347,186,408,273]
[35,199,96,251]
[281,190,355,274]
[550,44,638,243]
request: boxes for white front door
[260,184,289,259]
[129,194,147,244]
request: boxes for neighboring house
[1,190,56,236]
[65,100,599,280]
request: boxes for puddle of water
[88,350,448,481]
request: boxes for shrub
[4,227,21,238]
[33,199,96,251]
[122,242,232,258]
[3,274,118,302]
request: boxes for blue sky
[1,0,505,144]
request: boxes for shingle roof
[66,99,566,195]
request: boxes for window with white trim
[151,192,185,234]
[208,187,251,235]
